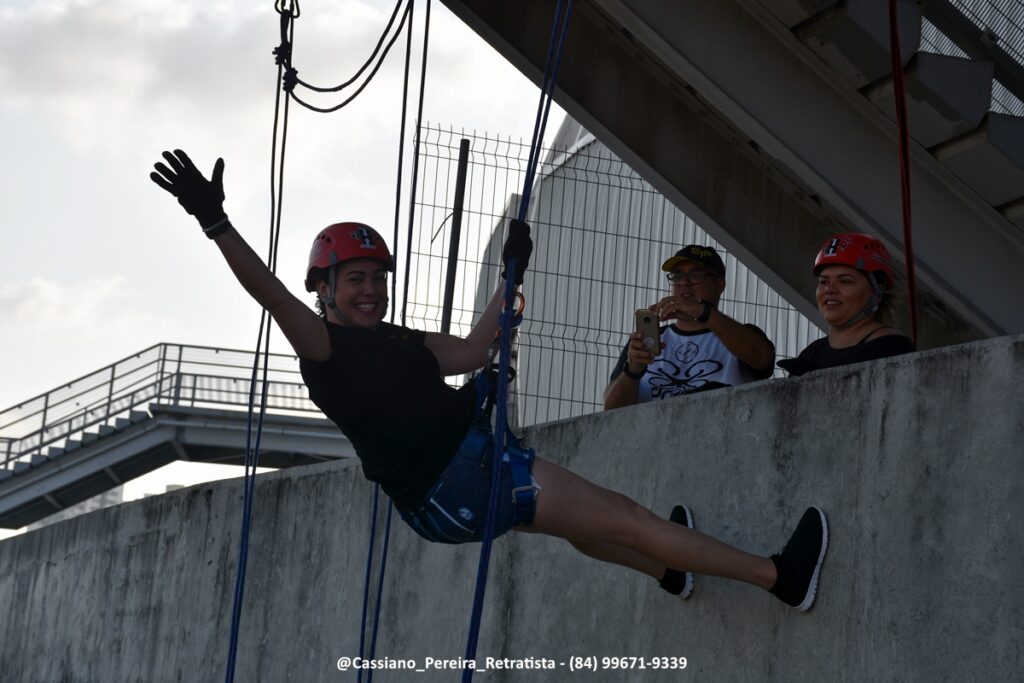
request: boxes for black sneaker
[659,504,695,600]
[770,507,828,612]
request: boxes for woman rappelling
[150,148,829,612]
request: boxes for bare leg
[515,457,777,589]
[568,540,663,579]
[516,522,664,577]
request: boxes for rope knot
[282,67,299,93]
[273,41,292,66]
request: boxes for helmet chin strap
[836,272,885,329]
[319,265,353,326]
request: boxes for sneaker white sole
[794,507,829,612]
[676,505,695,600]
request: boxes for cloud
[0,1,426,148]
[0,0,517,225]
[0,0,566,410]
[0,0,552,146]
[0,275,168,407]
[0,0,266,149]
[0,275,156,335]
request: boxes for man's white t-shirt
[611,325,773,401]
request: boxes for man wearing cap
[604,245,775,409]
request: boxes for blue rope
[364,1,428,679]
[224,6,295,681]
[518,0,574,223]
[461,2,573,680]
[365,503,394,683]
[356,485,381,683]
[224,0,423,677]
[362,2,423,678]
[224,314,272,683]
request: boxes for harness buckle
[504,439,537,527]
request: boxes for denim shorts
[398,424,536,544]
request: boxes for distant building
[27,485,124,530]
[447,116,821,426]
[143,484,184,499]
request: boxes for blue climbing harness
[472,369,536,527]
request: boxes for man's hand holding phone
[623,309,663,379]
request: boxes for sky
[0,0,565,528]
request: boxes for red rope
[888,0,919,345]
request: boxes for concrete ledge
[1,336,1021,681]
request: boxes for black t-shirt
[299,320,477,510]
[778,334,916,377]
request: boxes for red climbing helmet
[304,222,394,291]
[813,232,894,286]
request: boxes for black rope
[285,0,413,114]
[273,0,300,18]
[293,0,406,93]
[401,0,431,328]
[391,0,416,319]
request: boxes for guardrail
[0,343,319,470]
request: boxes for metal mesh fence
[922,0,1024,115]
[406,122,822,427]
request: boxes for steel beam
[441,0,1024,344]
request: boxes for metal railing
[0,343,318,470]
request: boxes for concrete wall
[2,335,1022,682]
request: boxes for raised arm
[702,310,775,372]
[424,282,506,375]
[150,150,329,361]
[424,219,532,376]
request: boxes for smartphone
[634,309,661,352]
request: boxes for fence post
[441,138,471,334]
[173,346,183,405]
[157,344,167,399]
[37,392,50,458]
[106,364,116,420]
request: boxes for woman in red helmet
[151,149,830,611]
[779,233,915,377]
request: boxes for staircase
[0,343,350,528]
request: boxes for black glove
[501,219,532,285]
[150,150,227,232]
